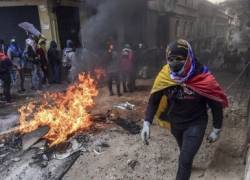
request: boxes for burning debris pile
[0,74,106,180]
[18,73,98,146]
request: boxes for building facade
[145,0,231,54]
[0,0,85,49]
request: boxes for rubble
[93,139,110,155]
[113,102,136,110]
[53,139,87,160]
[127,159,138,170]
[22,126,49,151]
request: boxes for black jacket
[145,63,223,129]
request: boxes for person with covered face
[120,44,135,93]
[7,38,25,92]
[23,37,42,90]
[62,40,76,83]
[102,43,121,96]
[141,39,228,180]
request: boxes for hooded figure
[141,39,228,180]
[62,40,76,83]
[7,38,25,92]
[47,41,61,83]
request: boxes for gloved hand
[141,121,150,145]
[207,128,221,143]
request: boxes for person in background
[7,38,25,92]
[0,48,12,103]
[23,37,42,90]
[0,39,7,54]
[120,44,135,93]
[62,40,76,83]
[102,43,121,96]
[135,43,145,76]
[141,39,228,180]
[47,41,61,84]
[37,39,49,84]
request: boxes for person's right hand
[141,121,150,145]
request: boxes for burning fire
[18,73,98,146]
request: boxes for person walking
[141,39,228,180]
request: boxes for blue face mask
[167,56,186,73]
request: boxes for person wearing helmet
[120,44,135,93]
[141,39,228,180]
[7,38,25,92]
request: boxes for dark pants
[19,68,25,90]
[171,124,206,180]
[41,65,49,84]
[51,64,61,83]
[1,73,11,102]
[121,72,134,93]
[131,69,136,91]
[107,72,121,96]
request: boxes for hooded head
[50,41,57,49]
[10,38,17,47]
[66,40,73,49]
[166,39,196,83]
[39,39,46,51]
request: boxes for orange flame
[18,73,98,146]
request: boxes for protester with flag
[141,39,228,180]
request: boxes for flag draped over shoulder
[151,64,228,129]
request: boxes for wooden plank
[22,126,49,151]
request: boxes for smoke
[74,0,146,74]
[81,0,146,52]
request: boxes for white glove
[207,128,221,143]
[141,121,150,144]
